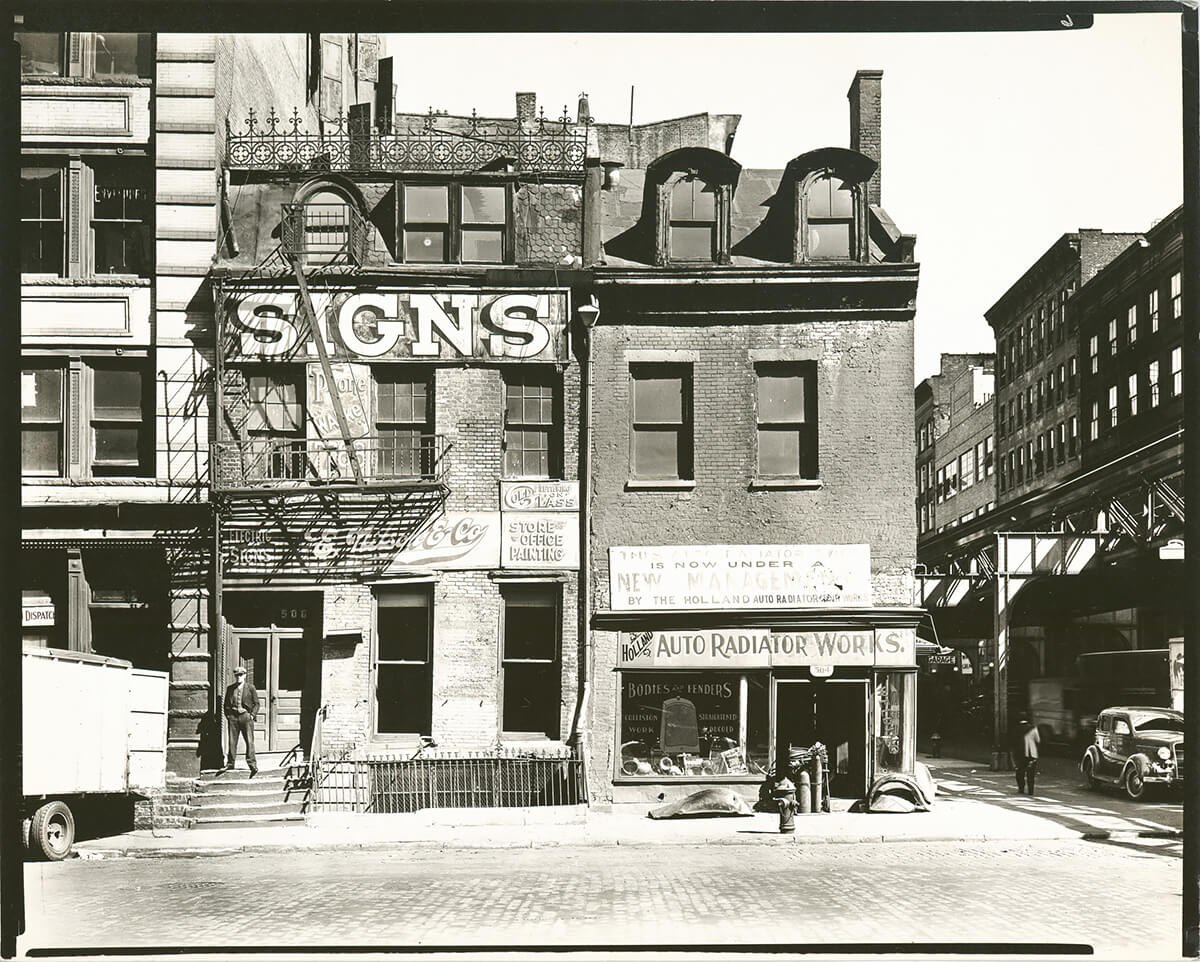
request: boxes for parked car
[1080,706,1183,800]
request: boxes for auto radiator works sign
[609,544,872,610]
[223,289,568,363]
[619,628,916,669]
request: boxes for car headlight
[1157,746,1172,761]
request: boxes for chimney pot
[577,92,592,124]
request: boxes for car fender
[1080,745,1102,771]
[1123,753,1151,777]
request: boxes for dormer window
[668,175,717,261]
[401,182,510,265]
[805,174,854,259]
[282,180,368,266]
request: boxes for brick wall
[320,584,373,753]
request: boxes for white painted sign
[608,544,872,611]
[810,665,835,678]
[500,480,579,512]
[619,627,916,669]
[388,512,501,570]
[22,606,55,628]
[502,512,579,568]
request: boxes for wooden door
[234,629,306,753]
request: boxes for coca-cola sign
[387,512,501,570]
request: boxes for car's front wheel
[1124,765,1148,801]
[1082,755,1098,790]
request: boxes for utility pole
[1182,4,1199,957]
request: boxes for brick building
[585,70,922,805]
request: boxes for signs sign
[502,513,579,568]
[619,627,916,669]
[225,289,567,363]
[609,544,872,611]
[500,480,579,512]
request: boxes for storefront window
[619,672,769,777]
[874,671,916,774]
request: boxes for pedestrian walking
[1011,717,1040,795]
[223,665,259,776]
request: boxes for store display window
[874,670,916,774]
[619,672,769,777]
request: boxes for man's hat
[234,665,247,675]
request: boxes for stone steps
[181,763,313,830]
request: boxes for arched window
[283,180,367,266]
[805,174,854,259]
[646,147,740,266]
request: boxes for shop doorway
[775,678,869,798]
[233,628,305,753]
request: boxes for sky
[388,15,1183,384]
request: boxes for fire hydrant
[774,776,798,834]
[930,732,942,758]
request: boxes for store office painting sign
[609,544,872,610]
[226,289,567,363]
[620,628,916,669]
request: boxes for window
[504,370,559,478]
[985,436,994,476]
[1127,305,1138,345]
[91,159,151,275]
[1172,346,1183,397]
[1045,429,1054,467]
[21,366,64,476]
[501,585,561,738]
[630,364,692,481]
[1025,387,1033,424]
[375,588,433,736]
[1036,379,1044,415]
[1172,272,1183,320]
[936,466,946,503]
[669,176,717,261]
[1149,289,1160,334]
[1108,318,1119,356]
[401,183,508,264]
[805,174,854,259]
[1088,335,1099,375]
[1015,396,1023,427]
[1007,400,1015,435]
[245,370,306,480]
[1108,385,1119,430]
[1149,360,1160,408]
[18,32,152,79]
[755,363,817,479]
[1034,435,1044,476]
[319,36,344,120]
[960,449,974,490]
[1070,416,1079,456]
[619,672,769,778]
[21,159,150,278]
[1016,447,1025,483]
[1056,363,1065,404]
[945,458,958,498]
[375,369,431,479]
[1128,373,1139,417]
[1056,423,1067,464]
[21,359,151,478]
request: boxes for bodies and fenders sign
[609,544,872,611]
[619,627,917,669]
[224,288,568,363]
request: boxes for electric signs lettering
[227,290,566,363]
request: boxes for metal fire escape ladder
[288,253,365,485]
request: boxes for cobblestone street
[21,838,1180,958]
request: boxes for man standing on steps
[223,665,259,777]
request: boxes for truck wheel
[30,801,75,861]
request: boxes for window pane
[807,177,833,217]
[94,425,140,463]
[93,223,148,275]
[20,168,61,219]
[461,228,504,263]
[93,161,151,220]
[21,224,64,274]
[828,178,853,217]
[247,374,304,432]
[91,33,151,79]
[669,225,713,261]
[758,428,800,476]
[378,596,430,662]
[377,664,432,735]
[504,590,557,659]
[21,368,63,421]
[810,222,851,257]
[404,229,447,262]
[671,179,715,221]
[93,367,143,416]
[633,375,682,422]
[19,33,61,75]
[22,427,61,475]
[758,373,805,423]
[405,185,448,222]
[633,429,679,478]
[462,186,505,223]
[503,662,560,737]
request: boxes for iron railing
[311,748,586,813]
[281,202,370,266]
[226,107,588,175]
[213,435,450,490]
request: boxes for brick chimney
[848,69,883,207]
[516,92,537,124]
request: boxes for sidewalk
[68,751,1132,860]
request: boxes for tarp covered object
[647,788,756,819]
[861,761,938,813]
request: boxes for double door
[234,628,305,753]
[775,678,869,798]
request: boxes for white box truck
[22,646,169,859]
